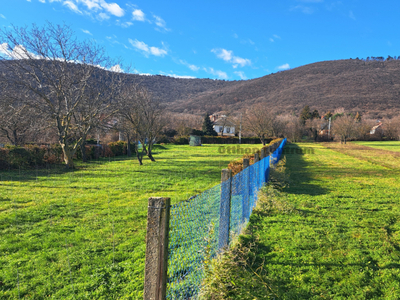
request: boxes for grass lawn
[0,144,244,299]
[353,141,400,152]
[203,143,400,299]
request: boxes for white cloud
[63,1,82,13]
[101,1,124,17]
[203,67,228,80]
[110,64,123,73]
[0,14,6,19]
[180,60,200,71]
[277,63,290,70]
[234,71,247,80]
[160,72,195,79]
[349,10,356,20]
[39,0,46,3]
[132,9,145,21]
[129,39,167,57]
[79,0,101,10]
[273,34,281,39]
[211,48,251,68]
[153,14,169,31]
[269,38,274,42]
[98,12,110,20]
[0,43,41,60]
[81,29,92,35]
[121,21,133,28]
[291,5,315,14]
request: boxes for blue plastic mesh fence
[167,139,287,299]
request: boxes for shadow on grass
[283,144,328,196]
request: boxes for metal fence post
[242,159,250,222]
[218,169,232,250]
[144,197,171,300]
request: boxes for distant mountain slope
[169,59,400,116]
[2,59,400,117]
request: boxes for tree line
[0,23,165,167]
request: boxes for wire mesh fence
[167,138,287,299]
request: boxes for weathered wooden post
[144,197,171,300]
[260,148,266,159]
[254,152,260,163]
[218,169,232,250]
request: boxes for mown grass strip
[0,144,243,299]
[202,143,400,299]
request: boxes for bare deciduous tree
[244,103,275,145]
[0,22,120,168]
[118,85,165,165]
[332,114,357,144]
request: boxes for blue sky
[1,0,399,80]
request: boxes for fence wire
[167,139,287,299]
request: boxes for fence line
[144,138,286,299]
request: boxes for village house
[210,114,236,136]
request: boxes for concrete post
[218,169,232,250]
[144,197,171,300]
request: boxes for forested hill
[167,59,400,116]
[3,58,400,116]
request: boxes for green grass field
[203,143,400,299]
[0,144,243,299]
[353,141,400,152]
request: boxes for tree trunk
[135,142,143,165]
[60,143,75,169]
[127,134,131,157]
[80,139,87,163]
[147,142,156,162]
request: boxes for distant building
[370,121,383,135]
[213,116,236,136]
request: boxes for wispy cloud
[81,29,92,35]
[296,0,323,2]
[101,2,124,17]
[203,67,228,79]
[129,39,167,57]
[277,63,290,70]
[211,48,251,68]
[98,12,109,20]
[290,5,315,14]
[153,14,170,31]
[132,9,145,21]
[234,71,247,80]
[159,71,195,79]
[180,60,200,71]
[0,14,6,19]
[349,10,356,20]
[63,1,82,14]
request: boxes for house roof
[213,118,236,126]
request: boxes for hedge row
[161,136,270,145]
[228,138,284,175]
[0,141,136,169]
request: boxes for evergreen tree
[299,105,311,125]
[202,113,217,136]
[311,109,320,120]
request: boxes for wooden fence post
[218,169,232,250]
[260,148,266,159]
[254,153,260,163]
[144,197,171,300]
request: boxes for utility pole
[239,113,242,144]
[328,117,331,139]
